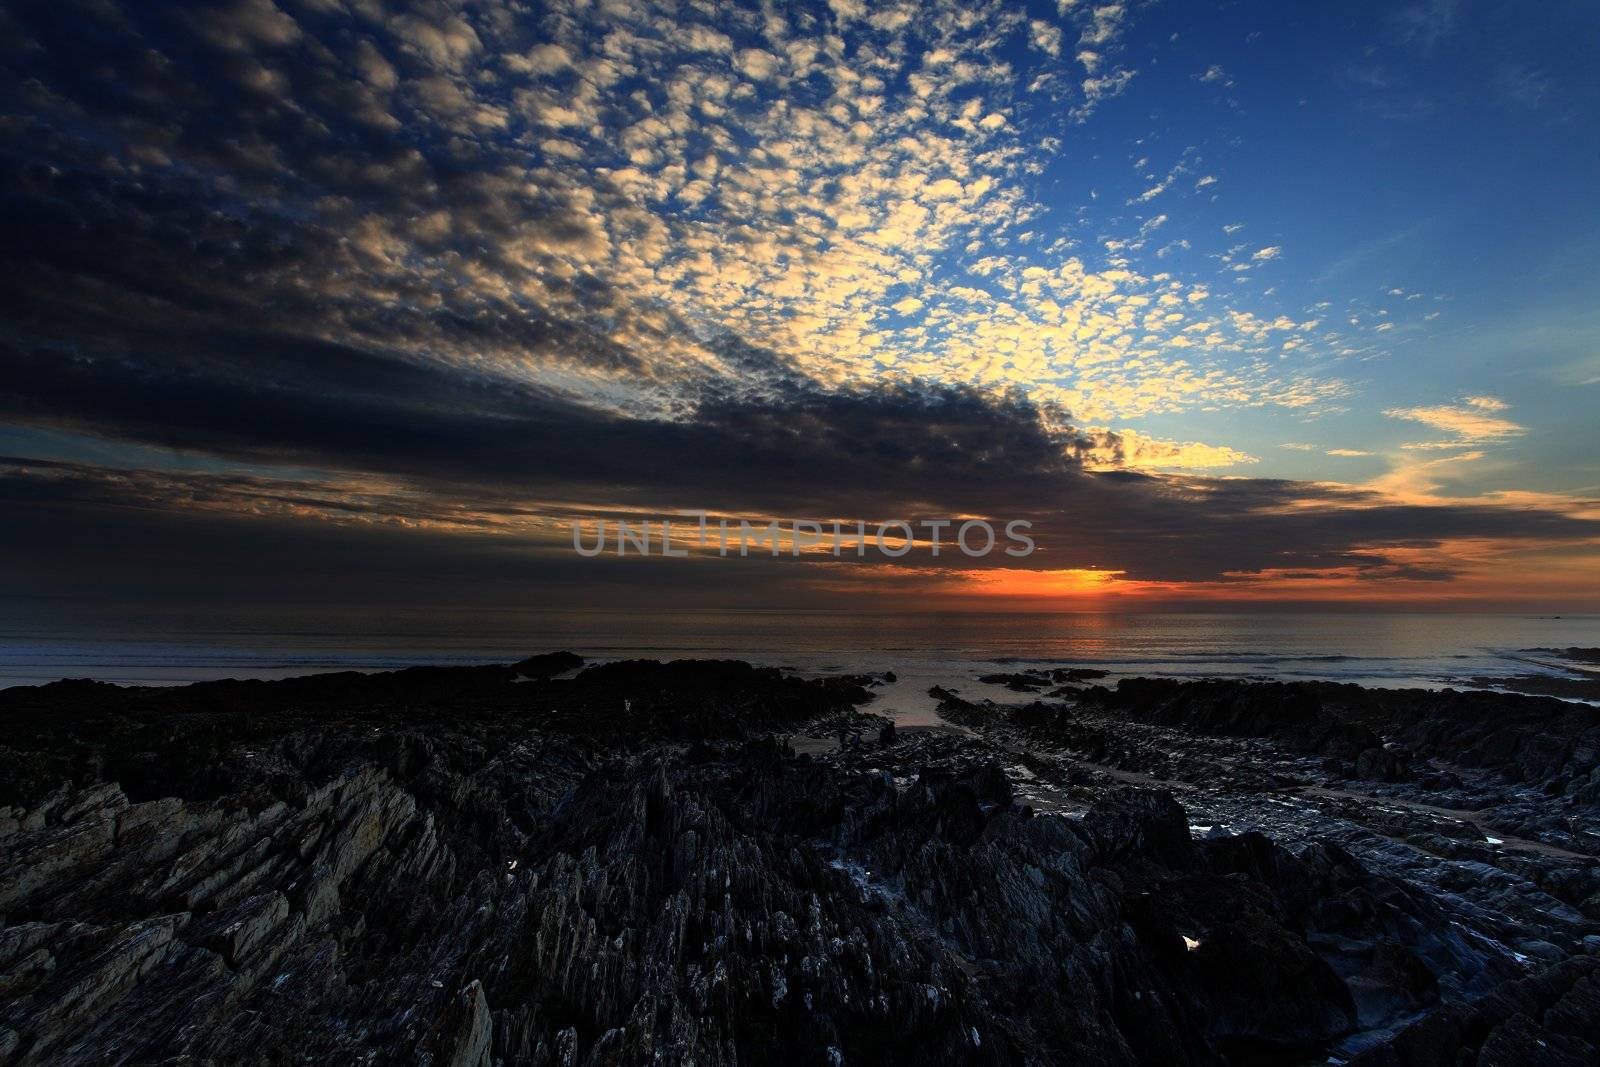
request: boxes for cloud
[5,414,1595,609]
[1493,63,1553,109]
[1064,1,1136,119]
[1029,20,1064,58]
[733,48,781,80]
[1391,0,1459,55]
[1384,398,1525,444]
[2,325,1593,604]
[187,0,302,53]
[0,0,1374,439]
[1131,179,1169,203]
[0,0,1584,610]
[1079,428,1258,470]
[1075,3,1128,48]
[1075,68,1137,120]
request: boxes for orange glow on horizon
[785,535,1600,611]
[954,567,1132,598]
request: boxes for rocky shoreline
[1,656,1597,1065]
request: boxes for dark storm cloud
[1,323,1074,516]
[0,463,739,607]
[3,341,1596,595]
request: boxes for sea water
[3,607,1596,718]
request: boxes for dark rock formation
[1356,745,1416,782]
[1346,954,1600,1067]
[510,651,584,678]
[1079,678,1600,813]
[1081,679,1383,760]
[1469,674,1600,701]
[1,661,1596,1065]
[1050,668,1110,683]
[977,672,1051,692]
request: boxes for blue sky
[1014,0,1600,492]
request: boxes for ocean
[3,608,1597,722]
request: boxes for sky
[1,0,1598,616]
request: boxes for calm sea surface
[3,608,1597,718]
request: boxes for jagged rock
[442,980,493,1067]
[978,672,1051,692]
[511,651,584,679]
[1346,954,1600,1067]
[1083,679,1383,760]
[1357,745,1416,782]
[0,659,1594,1065]
[1050,668,1109,683]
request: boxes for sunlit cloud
[1385,397,1525,445]
[1078,428,1259,471]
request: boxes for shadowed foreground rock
[0,660,1596,1065]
